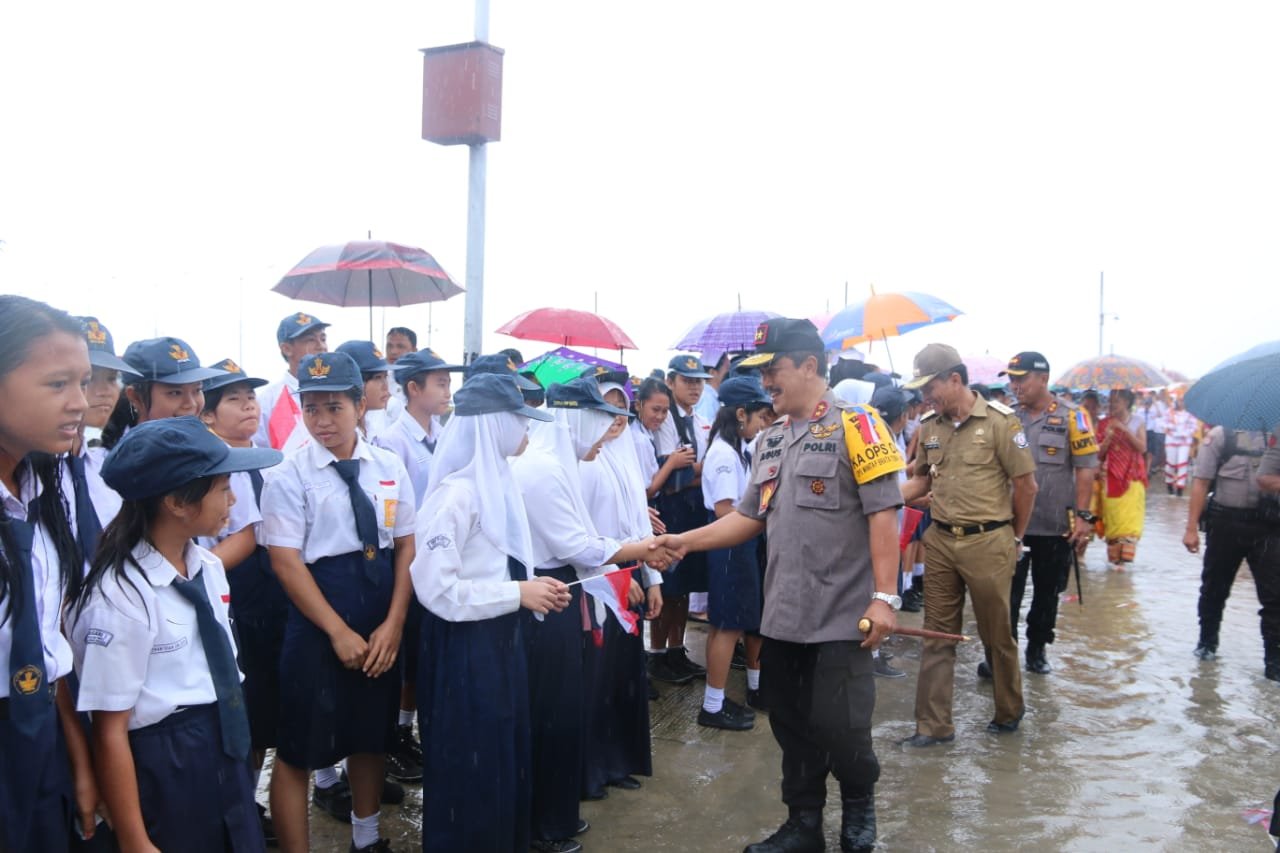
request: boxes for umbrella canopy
[496,307,638,350]
[671,310,780,367]
[963,353,1007,386]
[1184,352,1280,432]
[519,347,629,396]
[821,291,963,351]
[273,240,463,307]
[1209,339,1280,372]
[1055,355,1171,391]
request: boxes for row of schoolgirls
[4,297,783,853]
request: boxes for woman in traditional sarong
[1097,388,1147,568]
[1163,396,1197,496]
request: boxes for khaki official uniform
[913,395,1035,737]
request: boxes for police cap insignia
[754,323,768,345]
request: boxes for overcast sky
[3,2,1277,383]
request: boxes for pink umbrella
[496,307,638,351]
[963,353,1007,386]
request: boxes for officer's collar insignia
[168,344,190,362]
[307,357,331,378]
[1048,400,1058,413]
[364,545,377,561]
[12,664,42,695]
[296,313,312,325]
[810,400,829,421]
[85,321,107,346]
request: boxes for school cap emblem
[12,664,42,696]
[168,343,190,362]
[296,313,312,325]
[506,358,519,372]
[85,321,107,346]
[307,357,331,378]
[685,357,698,370]
[373,347,384,359]
[220,359,243,375]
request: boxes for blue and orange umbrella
[821,291,963,352]
[1054,355,1171,392]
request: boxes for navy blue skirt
[706,513,763,631]
[230,546,287,751]
[418,606,530,853]
[0,697,70,852]
[655,488,708,597]
[581,604,652,797]
[128,703,264,852]
[525,566,585,841]
[400,599,424,689]
[276,548,399,769]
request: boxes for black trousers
[1199,510,1280,655]
[760,638,879,811]
[1010,535,1073,646]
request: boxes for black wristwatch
[1075,509,1097,523]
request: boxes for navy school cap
[999,351,1051,377]
[102,416,282,500]
[667,354,713,379]
[122,337,226,385]
[296,352,363,394]
[467,353,540,391]
[545,376,630,417]
[78,316,141,377]
[394,348,466,386]
[871,386,910,423]
[739,319,824,367]
[204,358,268,393]
[453,373,553,421]
[276,311,330,345]
[335,340,391,376]
[717,375,773,409]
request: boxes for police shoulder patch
[1013,431,1029,449]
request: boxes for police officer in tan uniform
[900,344,1038,746]
[653,319,904,853]
[1184,425,1273,668]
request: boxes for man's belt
[932,518,1010,538]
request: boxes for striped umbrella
[1055,355,1171,391]
[1184,351,1280,432]
[671,310,780,367]
[821,291,963,352]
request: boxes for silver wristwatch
[871,592,902,611]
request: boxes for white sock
[314,767,341,790]
[901,570,913,589]
[398,709,414,727]
[746,668,761,691]
[913,563,924,577]
[702,685,725,713]
[872,649,881,659]
[351,811,380,849]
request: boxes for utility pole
[1098,271,1104,356]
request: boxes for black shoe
[986,711,1025,734]
[900,586,923,613]
[582,787,608,801]
[1025,645,1051,675]
[731,643,748,671]
[313,779,353,822]
[257,803,278,848]
[874,656,906,678]
[350,839,393,853]
[648,653,695,685]
[648,678,660,700]
[385,748,423,784]
[668,647,707,679]
[531,840,582,853]
[723,697,756,720]
[574,819,590,836]
[840,795,876,853]
[1265,661,1280,683]
[608,776,641,790]
[1193,644,1217,662]
[746,687,768,712]
[900,732,955,748]
[977,660,993,679]
[698,704,754,731]
[743,810,824,853]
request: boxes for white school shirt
[82,444,123,530]
[70,542,240,730]
[411,480,523,622]
[653,404,711,460]
[0,468,74,697]
[252,371,307,453]
[195,470,262,550]
[701,436,748,512]
[629,420,660,485]
[372,412,443,506]
[259,437,416,564]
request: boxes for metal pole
[1098,271,1104,356]
[474,0,489,40]
[462,0,491,365]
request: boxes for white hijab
[833,378,876,406]
[422,409,534,570]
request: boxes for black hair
[74,476,216,624]
[0,296,89,627]
[633,377,673,412]
[387,327,418,348]
[952,364,970,385]
[709,401,773,464]
[101,379,152,449]
[779,350,828,379]
[201,379,258,415]
[830,358,869,386]
[971,383,993,401]
[302,386,364,406]
[498,347,524,366]
[1113,388,1136,407]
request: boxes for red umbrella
[496,307,638,350]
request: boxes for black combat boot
[743,809,824,853]
[839,795,876,853]
[1265,645,1280,683]
[1025,643,1051,674]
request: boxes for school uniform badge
[364,545,377,561]
[12,664,42,695]
[425,534,452,551]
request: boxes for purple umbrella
[671,310,780,367]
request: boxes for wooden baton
[858,617,970,643]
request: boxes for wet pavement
[294,491,1278,851]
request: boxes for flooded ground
[298,491,1278,851]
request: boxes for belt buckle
[951,525,965,537]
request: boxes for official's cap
[453,373,553,421]
[78,316,141,377]
[122,337,226,385]
[276,312,330,344]
[102,416,282,500]
[717,376,772,409]
[999,351,1051,377]
[546,376,630,417]
[336,341,391,376]
[296,352,363,394]
[467,354,540,391]
[394,348,466,386]
[903,343,964,390]
[667,355,713,379]
[203,358,268,393]
[739,319,824,367]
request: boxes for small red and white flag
[579,565,641,636]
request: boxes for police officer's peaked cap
[204,358,269,393]
[903,343,964,390]
[467,354,541,391]
[738,319,825,367]
[454,373,553,421]
[718,376,772,409]
[546,376,630,417]
[296,351,363,394]
[999,351,1051,377]
[122,337,226,385]
[276,312,330,344]
[667,355,713,379]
